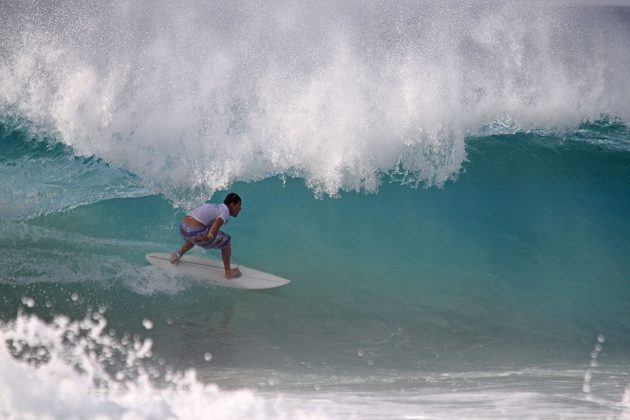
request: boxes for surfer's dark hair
[224,192,241,205]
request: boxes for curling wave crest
[1,0,629,201]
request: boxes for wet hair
[223,192,241,206]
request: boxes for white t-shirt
[189,203,230,226]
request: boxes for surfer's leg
[172,221,206,263]
[221,243,241,279]
[221,243,231,270]
[171,241,194,263]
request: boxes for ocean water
[1,1,630,418]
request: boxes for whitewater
[1,0,630,418]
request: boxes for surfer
[170,192,242,279]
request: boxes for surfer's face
[228,201,242,217]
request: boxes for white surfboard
[145,253,291,290]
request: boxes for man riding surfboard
[170,193,242,279]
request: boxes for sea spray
[0,305,321,420]
[2,1,629,204]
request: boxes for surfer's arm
[208,217,224,237]
[195,218,224,242]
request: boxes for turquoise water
[1,1,630,418]
[2,121,629,417]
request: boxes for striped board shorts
[179,221,231,249]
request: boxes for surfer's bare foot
[170,252,181,264]
[225,267,241,279]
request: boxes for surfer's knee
[216,232,231,250]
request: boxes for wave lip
[0,125,147,220]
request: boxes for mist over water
[2,1,630,203]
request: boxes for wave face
[2,121,630,353]
[2,1,630,203]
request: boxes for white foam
[1,1,629,203]
[0,311,322,420]
[2,310,628,419]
